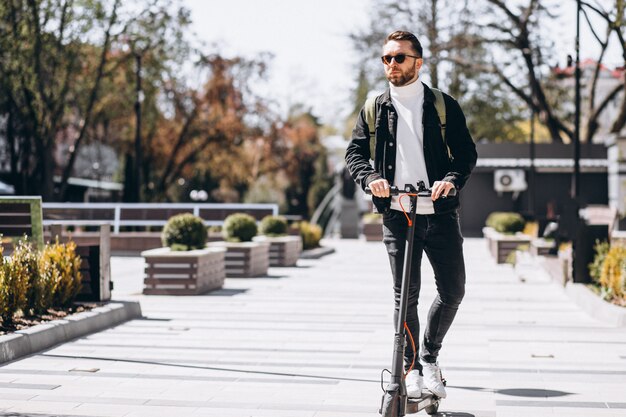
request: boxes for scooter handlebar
[364,185,457,197]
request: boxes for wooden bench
[0,196,44,251]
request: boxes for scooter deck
[406,389,440,414]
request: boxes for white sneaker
[421,361,446,398]
[405,370,423,398]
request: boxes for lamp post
[571,0,581,200]
[528,108,536,216]
[133,49,144,202]
[570,0,590,285]
[121,35,146,203]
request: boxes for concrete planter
[483,226,531,264]
[141,246,226,295]
[253,235,302,266]
[208,241,270,277]
[530,238,555,257]
[362,222,383,242]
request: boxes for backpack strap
[364,89,450,162]
[364,96,377,160]
[431,88,451,161]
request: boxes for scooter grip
[444,187,457,197]
[364,186,400,196]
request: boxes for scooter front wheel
[424,400,439,415]
[380,391,401,417]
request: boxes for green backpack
[364,87,450,161]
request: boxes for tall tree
[580,0,626,141]
[143,52,276,202]
[0,0,193,201]
[458,0,574,143]
[349,0,527,143]
[0,0,121,200]
[280,109,330,218]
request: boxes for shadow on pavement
[38,353,380,384]
[451,385,573,398]
[497,388,573,397]
[203,288,248,296]
[134,316,171,321]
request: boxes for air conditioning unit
[494,169,527,192]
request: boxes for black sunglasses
[381,54,421,65]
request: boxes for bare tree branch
[585,82,624,141]
[611,76,626,133]
[59,0,121,199]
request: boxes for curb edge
[0,301,143,364]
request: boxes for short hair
[384,31,423,58]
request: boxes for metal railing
[42,202,279,233]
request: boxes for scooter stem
[380,184,420,417]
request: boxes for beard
[386,66,417,87]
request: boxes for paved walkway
[0,238,625,417]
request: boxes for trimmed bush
[0,247,29,325]
[162,213,208,251]
[259,215,288,237]
[41,241,82,308]
[599,245,626,301]
[485,212,525,234]
[12,239,47,314]
[589,240,610,285]
[223,213,258,242]
[298,221,322,250]
[0,238,85,326]
[37,253,60,312]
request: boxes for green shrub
[42,240,82,308]
[162,213,208,251]
[12,239,46,315]
[485,212,525,234]
[362,212,383,224]
[223,213,258,242]
[259,215,288,237]
[589,240,610,284]
[599,245,626,301]
[298,221,322,250]
[0,246,29,325]
[37,253,59,312]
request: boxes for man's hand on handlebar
[431,180,455,201]
[368,179,391,198]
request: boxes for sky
[182,0,621,129]
[183,0,369,129]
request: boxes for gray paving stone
[0,238,623,417]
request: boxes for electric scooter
[365,181,455,416]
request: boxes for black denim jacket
[345,83,477,214]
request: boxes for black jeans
[382,209,466,373]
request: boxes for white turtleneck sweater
[389,80,430,211]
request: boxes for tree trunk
[427,0,439,88]
[59,0,120,200]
